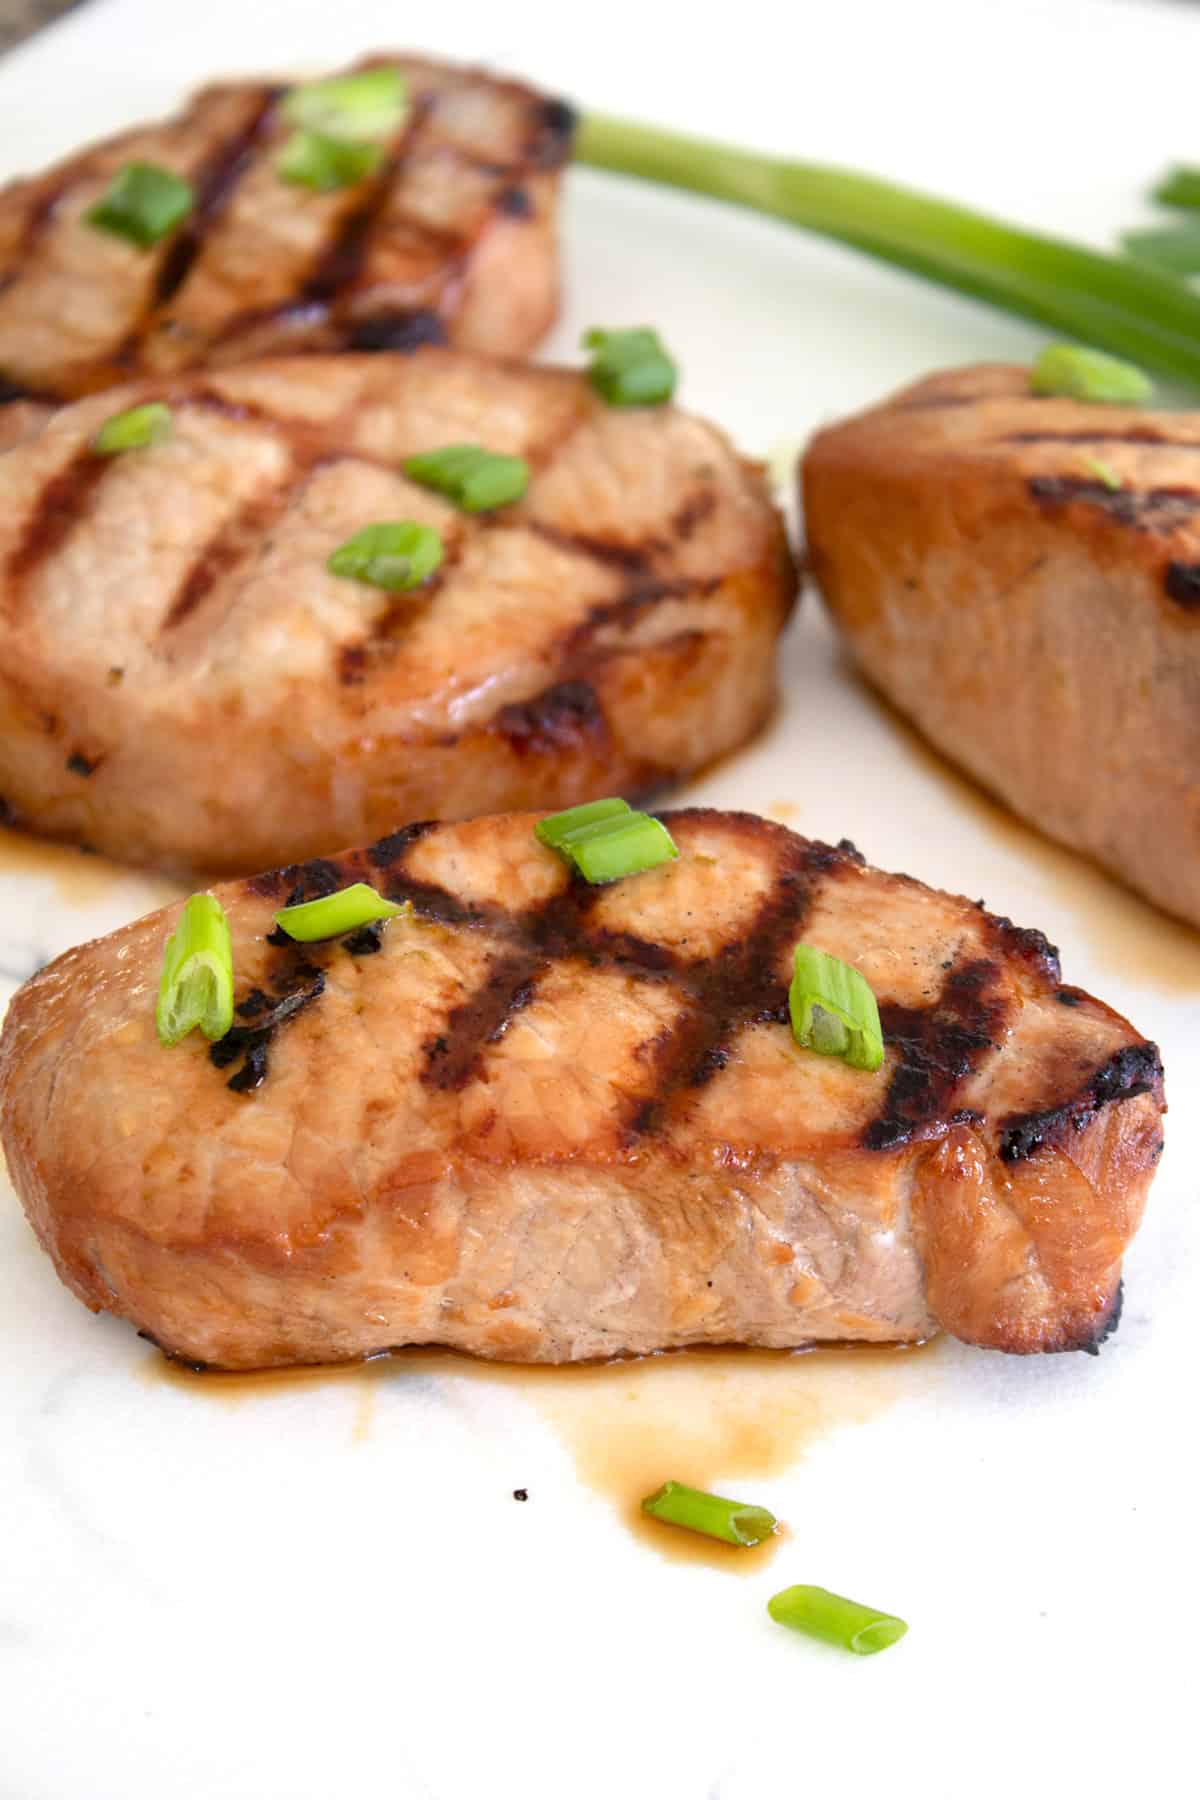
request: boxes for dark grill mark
[1164,561,1200,610]
[528,521,659,573]
[347,309,447,352]
[161,458,300,631]
[210,966,326,1092]
[343,922,385,956]
[422,950,544,1090]
[153,86,282,307]
[497,185,532,217]
[1028,474,1200,528]
[529,97,578,168]
[1004,428,1181,447]
[494,680,607,755]
[999,1042,1164,1163]
[671,490,717,540]
[1081,1279,1123,1356]
[65,751,98,777]
[5,448,112,588]
[982,911,1061,983]
[863,959,1007,1152]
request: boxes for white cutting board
[1,2,1196,1796]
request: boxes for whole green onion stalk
[574,114,1200,390]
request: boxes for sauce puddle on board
[148,1338,937,1570]
[0,824,181,910]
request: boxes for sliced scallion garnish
[789,945,884,1073]
[641,1480,776,1547]
[274,882,407,942]
[85,162,194,248]
[767,1585,908,1655]
[282,66,408,143]
[535,799,677,884]
[1029,343,1153,406]
[583,327,677,407]
[1082,454,1122,492]
[403,444,530,513]
[91,402,172,456]
[156,894,234,1047]
[277,131,383,192]
[534,797,632,848]
[327,521,444,592]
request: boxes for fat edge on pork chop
[0,53,573,405]
[0,810,1165,1371]
[803,363,1200,929]
[0,348,795,874]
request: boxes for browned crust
[0,55,571,401]
[802,363,1200,928]
[0,810,1164,1365]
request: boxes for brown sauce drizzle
[145,1337,940,1570]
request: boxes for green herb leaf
[283,66,408,142]
[535,800,677,884]
[91,402,172,456]
[1151,165,1200,213]
[85,162,194,248]
[789,944,884,1073]
[156,894,234,1047]
[403,443,530,513]
[583,327,677,407]
[277,131,383,192]
[1030,343,1153,406]
[274,883,408,942]
[1121,222,1200,277]
[641,1480,777,1547]
[327,521,444,591]
[767,1585,908,1655]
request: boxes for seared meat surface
[0,810,1164,1369]
[0,349,793,874]
[0,55,571,403]
[803,364,1200,928]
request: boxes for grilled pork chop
[0,810,1164,1369]
[0,349,793,874]
[0,54,571,404]
[803,364,1200,928]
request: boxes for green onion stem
[767,1584,908,1655]
[574,112,1200,389]
[641,1480,777,1547]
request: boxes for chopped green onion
[91,402,172,456]
[327,521,443,592]
[574,113,1200,391]
[277,130,383,192]
[583,327,677,407]
[536,800,677,884]
[403,444,530,513]
[1121,222,1200,277]
[85,162,193,248]
[283,66,408,142]
[1081,455,1122,492]
[1151,165,1200,213]
[641,1480,777,1547]
[274,882,407,942]
[1030,343,1153,406]
[767,1585,908,1655]
[156,894,234,1047]
[534,797,632,848]
[789,944,884,1073]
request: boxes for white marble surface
[2,1,1198,1795]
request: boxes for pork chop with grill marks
[0,348,794,874]
[803,364,1200,928]
[0,810,1164,1370]
[0,54,572,405]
